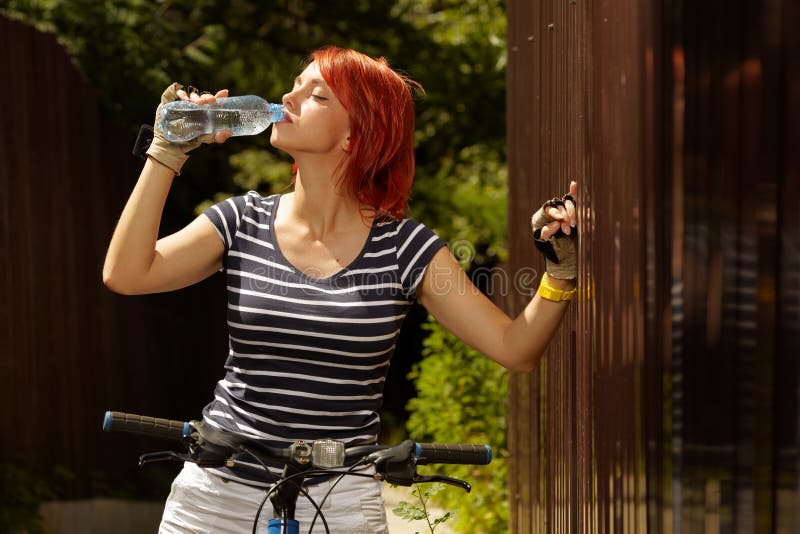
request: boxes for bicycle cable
[251,467,377,534]
[307,460,373,532]
[244,446,330,534]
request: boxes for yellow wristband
[537,273,577,302]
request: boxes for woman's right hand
[146,83,233,174]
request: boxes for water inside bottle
[220,110,274,136]
[161,108,275,142]
[161,108,211,142]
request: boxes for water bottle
[157,95,286,143]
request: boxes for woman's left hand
[531,180,578,280]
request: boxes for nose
[282,91,296,111]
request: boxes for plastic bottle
[157,95,286,143]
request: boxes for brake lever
[413,474,472,493]
[138,449,234,468]
[138,451,192,466]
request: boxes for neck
[285,164,369,238]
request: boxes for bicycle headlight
[312,439,345,468]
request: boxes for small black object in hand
[132,124,155,160]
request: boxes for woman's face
[270,61,350,159]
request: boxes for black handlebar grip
[103,411,189,441]
[414,443,492,465]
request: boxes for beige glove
[145,83,216,175]
[531,195,578,280]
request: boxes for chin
[269,131,288,151]
[269,138,298,162]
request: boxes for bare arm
[417,180,578,372]
[103,87,235,295]
[417,248,574,372]
[102,157,225,295]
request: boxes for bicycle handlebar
[103,411,190,441]
[415,442,492,465]
[102,410,492,467]
[103,409,492,532]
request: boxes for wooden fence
[505,0,799,532]
[0,15,228,497]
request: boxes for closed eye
[312,94,328,101]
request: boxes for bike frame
[267,519,299,534]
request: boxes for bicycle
[102,411,492,534]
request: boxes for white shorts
[159,462,389,533]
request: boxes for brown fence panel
[775,4,800,533]
[506,0,799,532]
[0,16,227,497]
[665,0,795,531]
[506,0,652,531]
[506,0,599,530]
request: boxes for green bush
[0,464,57,534]
[406,318,509,533]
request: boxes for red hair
[309,47,421,220]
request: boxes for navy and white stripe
[201,191,446,486]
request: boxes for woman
[103,46,578,533]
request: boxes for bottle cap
[268,103,286,122]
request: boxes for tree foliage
[2,0,507,253]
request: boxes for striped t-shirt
[200,191,446,487]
